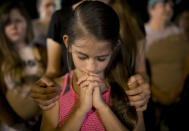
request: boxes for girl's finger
[86,76,103,82]
[79,81,90,88]
[77,76,88,85]
[85,83,96,96]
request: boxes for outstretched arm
[127,74,149,131]
[31,38,62,110]
[46,38,62,78]
[126,40,150,112]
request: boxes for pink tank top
[58,71,111,130]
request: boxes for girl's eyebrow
[97,54,110,57]
[74,50,111,57]
[75,50,88,56]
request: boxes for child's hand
[92,85,106,110]
[77,74,107,110]
[77,76,94,113]
[87,75,107,94]
[126,74,151,112]
[77,74,107,93]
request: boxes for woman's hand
[30,76,59,110]
[126,74,151,112]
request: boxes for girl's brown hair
[67,1,138,130]
[110,0,145,73]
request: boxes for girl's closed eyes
[77,55,110,62]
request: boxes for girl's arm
[96,96,145,131]
[31,38,62,111]
[93,87,129,131]
[40,77,62,131]
[82,74,145,131]
[40,101,59,131]
[97,104,129,131]
[41,76,94,131]
[80,75,129,131]
[57,81,95,131]
[56,105,87,131]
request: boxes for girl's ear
[63,35,72,52]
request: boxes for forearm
[134,112,145,131]
[40,102,59,131]
[46,38,62,78]
[44,72,59,79]
[97,104,129,131]
[0,93,22,126]
[57,106,87,131]
[138,72,150,83]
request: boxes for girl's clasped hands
[77,72,107,113]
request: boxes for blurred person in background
[0,1,46,131]
[32,0,56,46]
[144,0,189,130]
[175,10,189,39]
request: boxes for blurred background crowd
[0,0,188,131]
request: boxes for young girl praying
[40,1,145,131]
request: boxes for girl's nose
[86,59,96,73]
